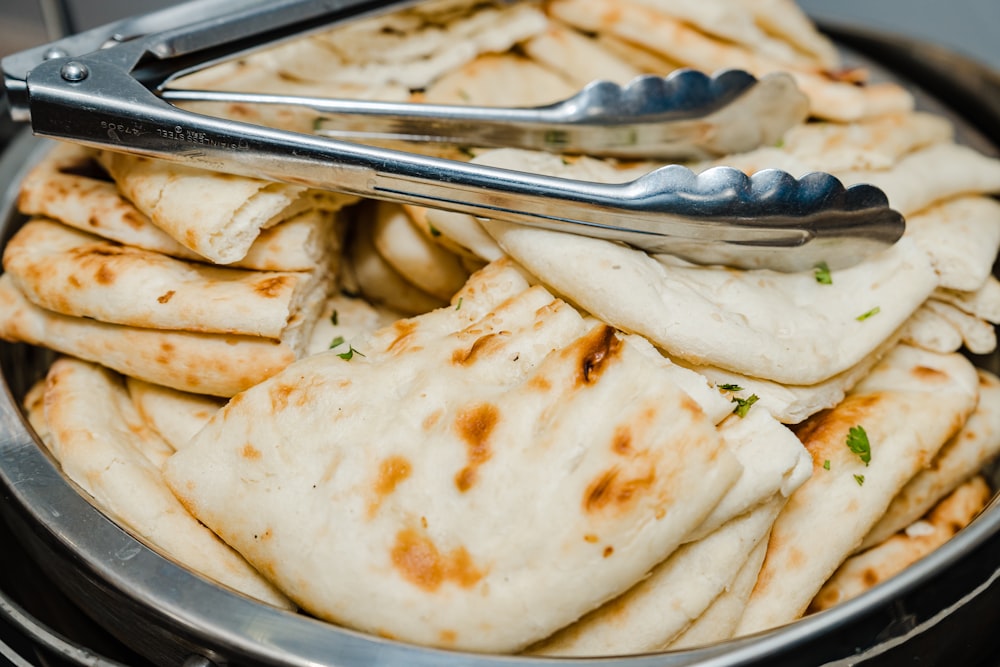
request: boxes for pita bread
[546,0,913,121]
[420,51,576,106]
[306,290,402,357]
[811,475,992,612]
[839,143,1000,217]
[347,207,448,315]
[252,1,549,91]
[530,497,784,656]
[860,368,1000,550]
[36,356,293,609]
[164,262,742,653]
[735,344,980,635]
[3,219,330,344]
[667,537,769,649]
[682,326,905,425]
[901,304,964,355]
[778,112,954,172]
[471,149,937,386]
[921,299,997,355]
[17,143,348,272]
[126,377,225,451]
[0,273,296,397]
[522,22,643,87]
[95,150,353,265]
[934,277,1000,325]
[371,202,470,301]
[727,0,840,69]
[904,196,1000,292]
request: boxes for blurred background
[0,0,998,70]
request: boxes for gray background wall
[1,1,998,68]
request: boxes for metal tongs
[0,0,905,271]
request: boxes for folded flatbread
[522,21,642,87]
[734,344,980,635]
[164,260,742,653]
[32,356,293,609]
[811,475,992,612]
[126,378,225,451]
[96,150,354,265]
[530,497,784,656]
[546,0,913,121]
[860,368,1000,550]
[0,274,296,397]
[469,149,938,385]
[935,277,1000,325]
[17,142,345,272]
[3,219,330,344]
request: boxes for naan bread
[667,537,769,649]
[860,368,1000,550]
[164,261,742,652]
[0,274,296,397]
[36,356,293,609]
[3,219,330,343]
[421,51,576,106]
[921,299,997,355]
[735,344,980,635]
[905,196,1000,292]
[471,149,937,385]
[306,290,402,357]
[901,304,965,355]
[17,142,344,272]
[96,151,353,265]
[811,475,992,612]
[530,497,784,656]
[126,378,225,451]
[546,0,913,121]
[935,277,1000,324]
[371,202,470,301]
[522,21,643,87]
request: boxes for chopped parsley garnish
[732,394,759,418]
[329,335,345,350]
[330,310,339,326]
[814,262,832,285]
[428,223,442,237]
[719,383,743,392]
[455,296,463,311]
[823,459,831,470]
[856,306,881,321]
[854,474,866,486]
[337,345,365,361]
[846,425,871,466]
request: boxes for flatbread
[37,356,293,609]
[126,378,225,451]
[163,261,742,653]
[16,143,348,272]
[547,0,913,122]
[727,0,840,69]
[901,304,964,355]
[860,368,1000,550]
[371,201,470,301]
[420,51,576,106]
[921,299,997,355]
[96,150,353,265]
[530,497,784,656]
[934,277,1000,325]
[811,475,992,612]
[471,149,938,385]
[522,22,642,87]
[734,344,980,635]
[667,537,770,649]
[306,290,402,357]
[0,273,296,397]
[3,219,330,344]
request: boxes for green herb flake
[854,474,865,486]
[823,459,831,470]
[329,335,346,350]
[719,383,743,392]
[774,137,785,148]
[814,261,832,285]
[856,306,881,321]
[428,223,442,238]
[455,296,463,311]
[732,394,759,418]
[846,425,871,466]
[330,310,339,326]
[337,345,366,361]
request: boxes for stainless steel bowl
[1,28,999,667]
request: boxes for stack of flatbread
[3,0,1000,657]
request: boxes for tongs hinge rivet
[60,62,89,82]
